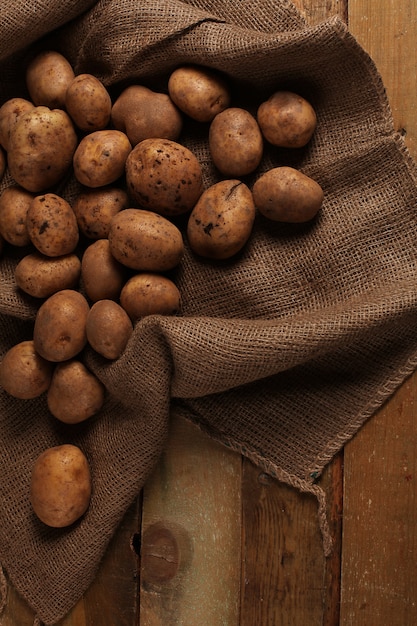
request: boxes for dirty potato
[73,129,132,188]
[120,273,181,322]
[81,238,127,302]
[257,90,317,148]
[0,339,54,399]
[26,50,75,110]
[0,97,35,151]
[26,193,79,256]
[72,186,129,239]
[0,185,34,247]
[86,299,133,359]
[15,252,81,298]
[65,73,112,132]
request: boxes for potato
[65,73,112,132]
[0,97,35,151]
[30,444,91,527]
[209,107,263,177]
[7,106,78,193]
[252,166,324,223]
[81,238,127,302]
[26,193,79,256]
[26,50,75,110]
[108,208,184,271]
[15,252,81,298]
[0,340,54,399]
[187,179,256,259]
[125,138,203,217]
[72,186,129,239]
[33,289,90,362]
[111,84,183,146]
[47,359,105,424]
[73,129,132,188]
[257,91,317,148]
[168,65,231,123]
[120,273,181,322]
[86,299,133,359]
[0,185,34,247]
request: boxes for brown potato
[0,185,34,247]
[15,252,81,298]
[209,107,263,177]
[81,238,127,302]
[187,179,256,259]
[0,97,35,151]
[86,299,133,359]
[108,208,184,271]
[7,106,78,193]
[257,91,317,148]
[111,84,183,146]
[252,166,324,223]
[26,50,75,109]
[125,138,203,217]
[72,186,129,239]
[33,289,90,362]
[168,65,231,123]
[0,339,54,399]
[26,193,79,256]
[120,273,181,322]
[73,129,132,188]
[30,444,91,527]
[65,73,112,132]
[47,359,105,424]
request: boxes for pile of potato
[0,51,323,527]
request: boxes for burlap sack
[1,0,417,623]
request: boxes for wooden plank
[138,413,242,626]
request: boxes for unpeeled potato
[0,97,34,151]
[26,50,75,110]
[72,186,129,239]
[81,238,127,302]
[15,252,81,298]
[0,185,34,247]
[120,273,181,321]
[26,193,79,257]
[257,90,317,148]
[0,339,54,399]
[65,73,112,132]
[86,299,133,359]
[73,129,132,188]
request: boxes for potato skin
[187,179,256,259]
[120,273,181,322]
[81,238,127,302]
[65,73,112,132]
[15,252,81,298]
[257,91,317,148]
[86,299,133,359]
[0,97,35,151]
[26,193,79,257]
[108,208,184,271]
[30,444,91,527]
[0,185,34,247]
[26,50,75,110]
[72,186,129,239]
[47,360,105,424]
[111,84,183,146]
[0,339,54,399]
[252,166,324,223]
[33,289,90,362]
[73,130,132,188]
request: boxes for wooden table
[2,1,417,624]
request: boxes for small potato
[209,107,263,177]
[257,91,317,148]
[30,444,91,527]
[72,186,129,239]
[86,299,133,359]
[252,166,324,223]
[168,65,231,123]
[73,129,132,188]
[111,84,183,146]
[15,252,81,298]
[120,273,181,322]
[26,193,79,256]
[47,359,105,424]
[81,238,127,302]
[66,73,112,132]
[0,339,54,399]
[8,106,78,193]
[0,185,34,247]
[26,50,75,109]
[125,138,203,217]
[108,208,184,271]
[0,97,35,151]
[187,179,256,259]
[33,289,90,362]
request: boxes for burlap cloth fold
[1,0,417,623]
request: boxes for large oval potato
[72,186,129,239]
[0,339,54,399]
[26,193,79,256]
[252,166,324,223]
[257,90,317,148]
[33,289,90,362]
[73,129,132,188]
[65,73,112,132]
[0,97,35,151]
[26,50,75,110]
[15,252,81,298]
[86,299,133,359]
[187,179,256,259]
[81,238,127,302]
[108,208,184,271]
[47,359,105,424]
[30,444,91,527]
[0,185,34,247]
[120,273,181,322]
[126,138,204,217]
[111,84,183,146]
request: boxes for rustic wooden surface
[2,0,417,624]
